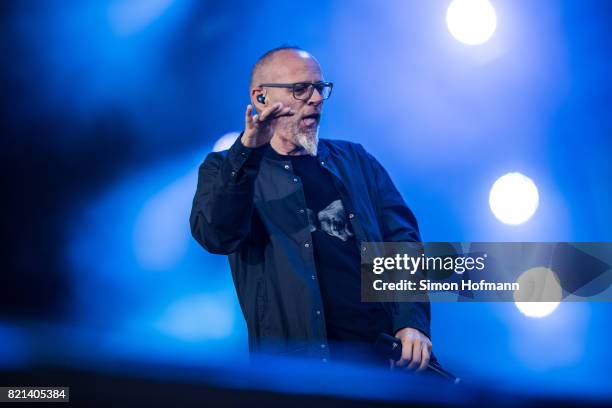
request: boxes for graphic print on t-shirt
[305,199,354,241]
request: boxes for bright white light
[489,172,539,225]
[515,301,560,318]
[446,0,497,45]
[213,132,240,152]
[514,267,561,318]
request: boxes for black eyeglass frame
[258,81,333,101]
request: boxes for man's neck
[270,134,309,156]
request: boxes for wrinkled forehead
[264,50,323,83]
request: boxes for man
[190,46,432,370]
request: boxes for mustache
[301,112,321,119]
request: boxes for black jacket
[190,136,430,361]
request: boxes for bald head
[249,46,322,90]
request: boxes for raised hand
[241,102,294,148]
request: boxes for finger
[259,102,283,122]
[245,105,254,127]
[268,107,294,121]
[417,345,430,372]
[396,337,413,367]
[407,340,422,370]
[274,106,295,118]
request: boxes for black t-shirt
[267,147,391,363]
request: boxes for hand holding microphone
[392,327,432,372]
[375,332,461,384]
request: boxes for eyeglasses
[258,81,333,101]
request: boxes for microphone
[375,333,461,384]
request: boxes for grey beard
[296,129,319,156]
[276,118,319,156]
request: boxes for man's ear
[251,87,266,108]
[256,92,268,106]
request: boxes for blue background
[1,0,610,401]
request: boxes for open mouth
[301,113,321,127]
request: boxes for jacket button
[320,161,325,166]
[284,164,290,170]
[293,177,298,182]
[299,208,305,214]
[241,152,247,157]
[362,246,367,252]
[311,275,316,280]
[304,242,310,248]
[315,309,321,315]
[231,171,236,177]
[349,213,355,219]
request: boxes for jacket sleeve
[189,135,267,255]
[365,147,432,339]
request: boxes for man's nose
[308,87,324,105]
